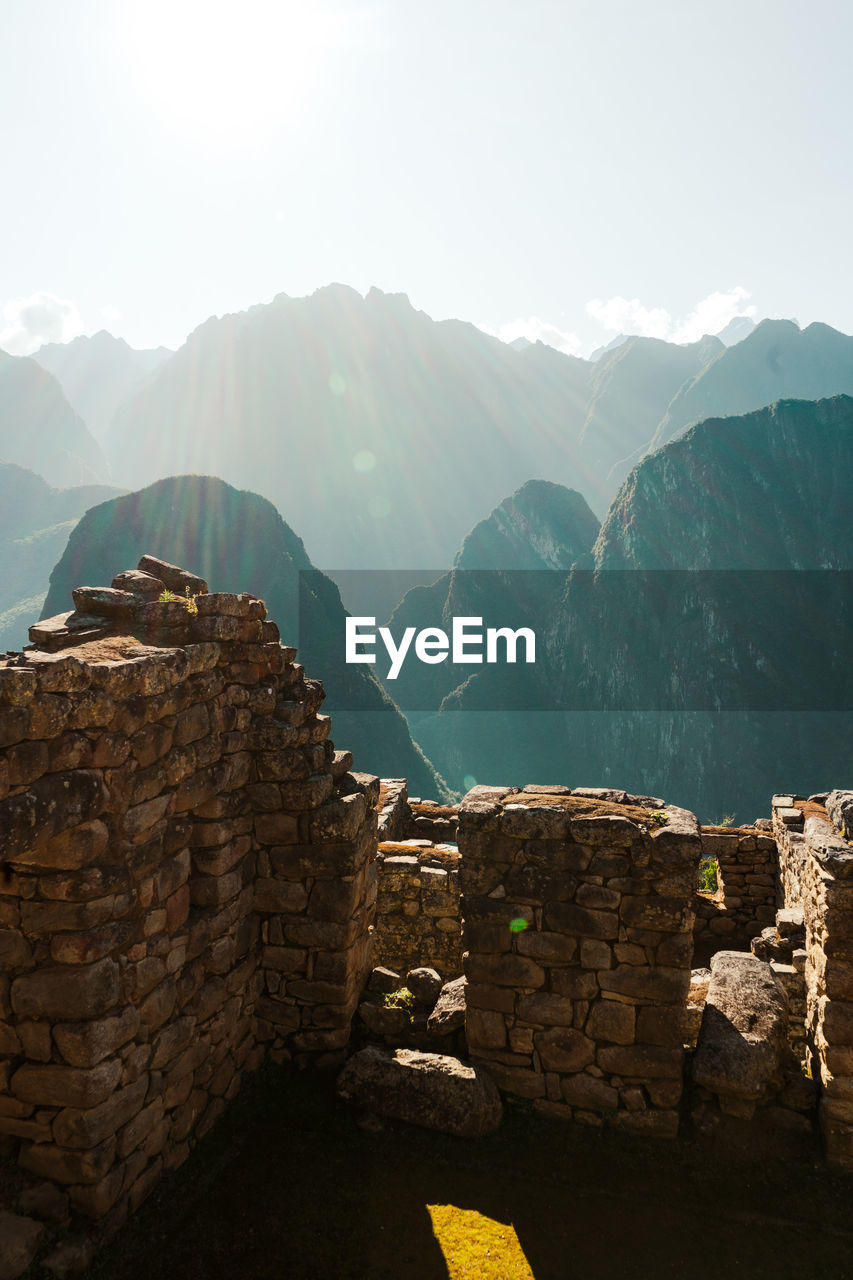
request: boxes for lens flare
[367,495,391,518]
[353,449,376,472]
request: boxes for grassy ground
[81,1063,853,1280]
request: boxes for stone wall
[693,826,778,944]
[371,841,463,979]
[774,791,853,1167]
[0,557,377,1224]
[458,785,701,1136]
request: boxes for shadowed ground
[82,1063,853,1280]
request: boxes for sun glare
[121,0,343,143]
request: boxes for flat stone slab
[692,951,788,1102]
[337,1046,502,1137]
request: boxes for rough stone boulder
[692,951,788,1104]
[406,967,443,1006]
[427,976,467,1037]
[337,1046,502,1137]
[826,790,853,839]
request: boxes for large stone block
[465,952,545,989]
[544,902,619,941]
[534,1026,596,1072]
[692,951,788,1101]
[1,771,109,859]
[11,1059,122,1109]
[338,1047,502,1137]
[11,958,119,1021]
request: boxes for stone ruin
[0,557,852,1272]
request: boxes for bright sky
[2,0,851,357]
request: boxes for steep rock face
[407,397,853,819]
[455,479,599,570]
[594,395,853,569]
[33,330,171,441]
[579,333,723,494]
[0,350,107,487]
[375,480,598,711]
[0,463,123,651]
[650,319,853,453]
[41,474,449,798]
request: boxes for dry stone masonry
[693,824,778,944]
[774,791,853,1166]
[457,785,701,1137]
[0,556,377,1230]
[372,842,462,979]
[3,553,853,1274]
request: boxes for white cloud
[586,286,758,347]
[671,287,757,344]
[586,295,672,340]
[0,291,84,356]
[100,304,121,329]
[480,316,583,356]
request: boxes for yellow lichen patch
[427,1204,534,1279]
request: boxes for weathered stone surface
[18,1137,116,1187]
[368,967,402,994]
[337,1046,502,1137]
[71,586,139,618]
[358,1002,410,1037]
[0,1211,43,1280]
[427,977,467,1036]
[11,959,119,1021]
[692,951,788,1101]
[560,1073,619,1110]
[137,554,208,595]
[534,1027,596,1072]
[406,967,442,1006]
[586,1001,635,1045]
[465,953,545,989]
[827,791,853,839]
[111,569,166,599]
[52,1077,148,1149]
[11,1059,122,1109]
[1,770,109,859]
[545,902,619,941]
[53,1008,140,1068]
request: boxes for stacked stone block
[774,792,853,1167]
[0,557,377,1224]
[693,827,778,942]
[458,785,701,1136]
[372,841,462,979]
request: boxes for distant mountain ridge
[455,479,599,570]
[0,350,107,487]
[0,462,122,651]
[34,330,172,441]
[95,288,853,569]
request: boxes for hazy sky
[2,0,852,356]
